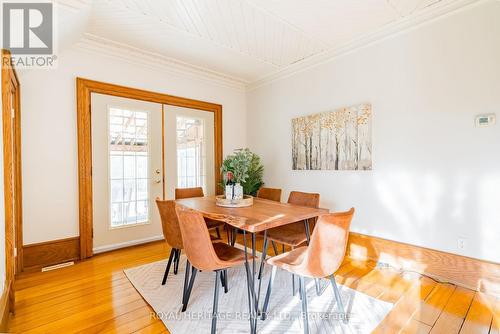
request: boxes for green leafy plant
[220,148,264,196]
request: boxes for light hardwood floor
[9,235,499,333]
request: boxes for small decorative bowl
[215,195,254,208]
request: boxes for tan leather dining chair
[156,199,220,287]
[260,191,320,293]
[176,205,252,334]
[266,191,320,253]
[155,199,184,285]
[256,187,282,202]
[175,187,226,241]
[261,208,355,334]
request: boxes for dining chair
[156,199,185,285]
[175,187,227,241]
[256,187,282,202]
[156,199,220,287]
[176,205,254,334]
[261,208,355,334]
[267,191,320,253]
[258,191,320,294]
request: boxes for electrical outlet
[376,261,390,268]
[458,238,467,250]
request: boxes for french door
[91,93,163,251]
[163,105,215,199]
[90,94,216,252]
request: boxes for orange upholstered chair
[262,208,355,333]
[258,191,320,294]
[176,205,253,333]
[156,199,220,287]
[266,191,320,253]
[256,187,282,202]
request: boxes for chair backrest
[303,208,354,278]
[256,187,282,202]
[155,199,183,249]
[287,191,320,208]
[175,205,223,271]
[175,187,204,199]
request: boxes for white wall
[18,48,247,245]
[247,1,500,263]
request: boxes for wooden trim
[22,237,80,272]
[12,62,23,274]
[1,49,23,321]
[0,279,11,331]
[76,78,223,259]
[161,104,165,200]
[347,231,500,296]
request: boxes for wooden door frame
[76,78,223,259]
[1,49,23,322]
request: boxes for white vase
[225,183,244,201]
[233,183,243,200]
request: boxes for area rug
[125,257,392,333]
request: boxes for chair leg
[299,276,310,334]
[230,227,238,246]
[215,227,221,240]
[182,260,191,305]
[162,248,176,285]
[291,246,296,296]
[257,233,269,280]
[330,275,347,323]
[182,267,198,312]
[173,249,181,275]
[226,225,231,244]
[220,269,228,293]
[223,269,229,293]
[261,266,277,320]
[211,271,221,334]
[271,241,279,256]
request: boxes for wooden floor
[8,235,499,334]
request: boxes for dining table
[175,195,329,334]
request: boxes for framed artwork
[292,103,372,170]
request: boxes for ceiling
[59,0,478,88]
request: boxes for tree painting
[292,103,372,170]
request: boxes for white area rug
[125,257,392,333]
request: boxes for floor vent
[41,261,75,272]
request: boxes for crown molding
[247,0,485,91]
[75,34,248,91]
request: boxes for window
[176,117,206,191]
[108,108,149,228]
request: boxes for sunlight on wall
[478,174,500,263]
[374,171,443,232]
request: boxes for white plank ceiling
[65,0,465,84]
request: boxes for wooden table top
[175,196,329,233]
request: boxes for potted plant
[221,148,264,200]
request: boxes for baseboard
[23,237,80,272]
[347,232,500,296]
[92,235,164,254]
[0,280,12,332]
